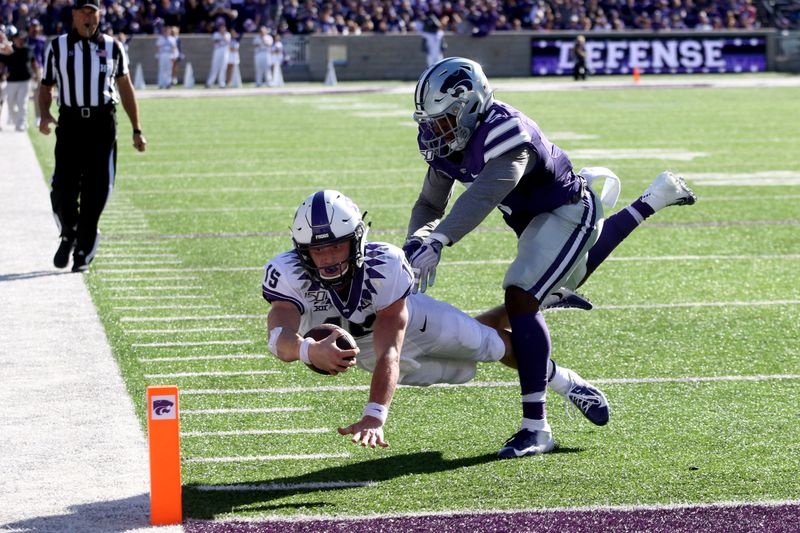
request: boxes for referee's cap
[74,0,101,10]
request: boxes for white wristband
[362,402,388,425]
[267,327,282,356]
[298,337,312,365]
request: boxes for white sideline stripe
[110,295,210,301]
[110,286,204,291]
[122,314,261,322]
[446,254,800,265]
[194,481,376,492]
[144,370,279,378]
[100,267,261,273]
[101,276,200,282]
[210,499,800,523]
[113,304,221,311]
[132,339,254,347]
[103,253,177,258]
[182,407,310,415]
[100,260,184,265]
[128,327,244,333]
[179,374,800,395]
[184,453,349,463]
[598,300,800,310]
[138,354,267,362]
[97,253,800,275]
[464,300,800,315]
[181,428,328,437]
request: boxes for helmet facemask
[414,99,473,158]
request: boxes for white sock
[521,418,551,433]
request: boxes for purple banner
[531,36,766,76]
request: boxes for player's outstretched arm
[338,297,407,448]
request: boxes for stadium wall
[125,29,797,85]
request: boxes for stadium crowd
[1,0,794,38]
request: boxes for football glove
[402,237,423,261]
[408,237,444,293]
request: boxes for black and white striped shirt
[41,30,129,108]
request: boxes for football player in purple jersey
[405,57,696,458]
[264,190,610,450]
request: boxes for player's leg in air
[545,170,697,306]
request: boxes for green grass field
[30,80,800,519]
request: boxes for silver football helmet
[292,190,368,287]
[413,57,494,158]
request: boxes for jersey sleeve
[261,254,307,314]
[406,167,454,241]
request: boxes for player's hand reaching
[338,415,389,448]
[408,237,444,293]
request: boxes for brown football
[303,324,357,375]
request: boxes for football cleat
[564,371,610,426]
[541,287,593,311]
[640,171,697,212]
[53,237,75,269]
[497,428,555,459]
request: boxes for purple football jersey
[419,101,582,236]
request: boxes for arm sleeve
[432,145,530,245]
[406,167,455,241]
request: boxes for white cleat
[641,171,697,212]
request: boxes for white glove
[408,236,445,293]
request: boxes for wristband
[298,337,312,365]
[362,402,388,425]
[132,129,142,135]
[267,326,282,356]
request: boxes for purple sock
[509,311,551,421]
[585,199,654,277]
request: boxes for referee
[38,0,146,273]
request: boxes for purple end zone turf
[185,502,800,533]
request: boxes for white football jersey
[262,241,504,386]
[262,242,413,339]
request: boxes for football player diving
[263,190,610,450]
[405,57,697,458]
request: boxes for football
[303,324,357,375]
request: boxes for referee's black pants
[50,106,117,263]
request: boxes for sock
[509,311,551,428]
[547,360,573,395]
[585,199,654,277]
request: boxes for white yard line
[180,374,800,395]
[110,295,210,300]
[0,129,179,532]
[138,354,267,362]
[184,453,349,464]
[113,304,222,311]
[132,340,254,348]
[102,276,200,282]
[182,407,310,415]
[144,370,279,378]
[127,327,244,333]
[122,314,261,322]
[109,286,213,291]
[181,428,328,437]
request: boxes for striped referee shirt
[41,29,129,108]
